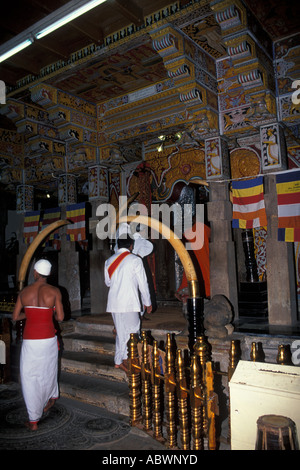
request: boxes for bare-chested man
[12,258,64,430]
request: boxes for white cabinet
[229,360,300,450]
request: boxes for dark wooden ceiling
[0,0,299,103]
[0,0,185,92]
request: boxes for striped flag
[41,207,61,249]
[276,169,300,242]
[41,207,61,238]
[232,176,267,229]
[66,202,86,241]
[23,211,40,244]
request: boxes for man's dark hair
[118,236,133,249]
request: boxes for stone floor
[0,381,166,451]
[0,381,230,452]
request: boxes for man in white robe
[105,236,152,372]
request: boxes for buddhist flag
[23,211,40,244]
[41,207,61,238]
[232,176,267,229]
[276,169,300,242]
[41,207,61,248]
[66,202,86,241]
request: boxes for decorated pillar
[16,185,34,213]
[58,173,77,206]
[206,137,238,315]
[57,173,81,311]
[261,125,297,325]
[16,185,35,284]
[88,164,109,201]
[88,165,111,314]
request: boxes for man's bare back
[13,274,64,323]
[20,282,60,308]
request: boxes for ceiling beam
[71,18,104,44]
[34,40,70,60]
[0,65,23,86]
[5,55,41,76]
[112,0,144,26]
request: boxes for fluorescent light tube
[0,39,33,63]
[36,0,107,39]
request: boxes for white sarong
[111,311,140,365]
[20,336,59,423]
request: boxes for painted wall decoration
[275,34,300,124]
[16,185,34,213]
[288,145,300,169]
[260,123,287,171]
[88,165,109,201]
[127,145,206,202]
[205,136,230,180]
[58,174,77,206]
[181,13,227,59]
[230,146,261,179]
[253,226,267,281]
[109,171,121,210]
[0,129,23,158]
[24,155,64,183]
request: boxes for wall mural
[127,145,206,202]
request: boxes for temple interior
[0,0,300,450]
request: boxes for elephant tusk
[118,214,199,298]
[18,219,69,291]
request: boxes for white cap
[34,259,52,276]
[132,234,153,258]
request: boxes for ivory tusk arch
[18,219,69,291]
[118,214,199,298]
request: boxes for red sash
[23,307,56,339]
[108,251,130,279]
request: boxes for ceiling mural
[0,0,299,204]
[181,14,227,59]
[47,41,169,103]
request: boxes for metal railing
[127,332,295,450]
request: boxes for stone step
[60,350,128,383]
[59,371,130,416]
[57,312,186,421]
[62,332,115,356]
[73,318,114,337]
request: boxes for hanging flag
[232,176,267,228]
[276,169,300,242]
[66,202,86,241]
[41,207,61,249]
[23,211,40,244]
[41,207,61,238]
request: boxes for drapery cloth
[20,306,58,423]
